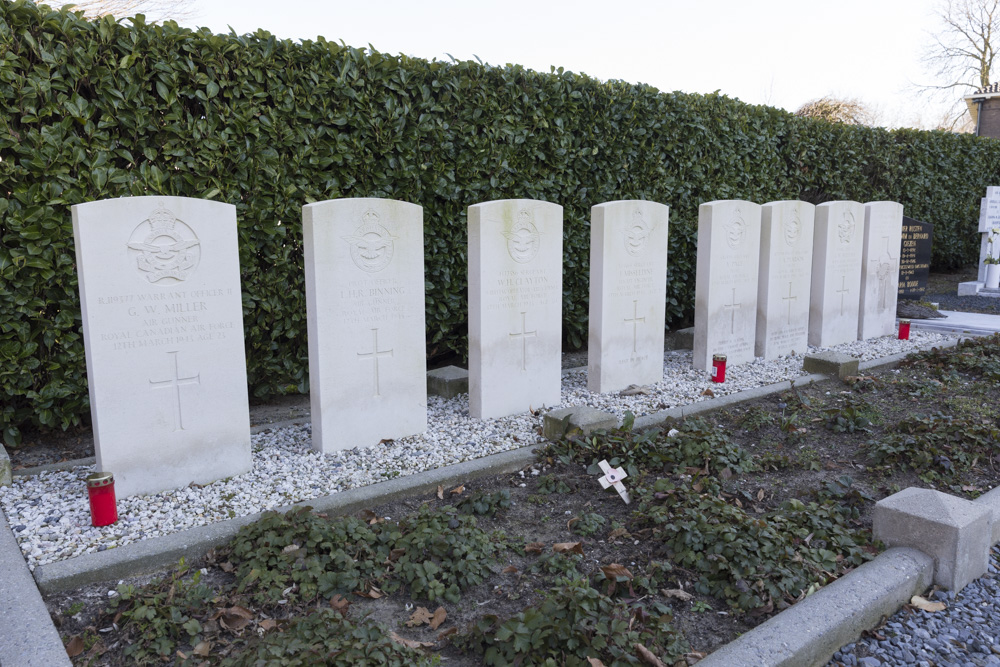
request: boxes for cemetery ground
[30,329,1000,666]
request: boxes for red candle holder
[898,319,911,340]
[86,472,118,527]
[711,354,727,383]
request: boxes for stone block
[958,281,981,296]
[802,351,859,380]
[0,445,9,487]
[427,365,469,399]
[667,327,694,350]
[542,406,618,440]
[874,487,992,592]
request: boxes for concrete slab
[802,351,859,380]
[974,485,1000,547]
[700,548,933,667]
[958,281,981,296]
[0,506,72,666]
[426,365,469,399]
[909,309,1000,336]
[874,487,992,592]
[542,406,618,439]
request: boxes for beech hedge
[1,0,998,442]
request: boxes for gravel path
[0,331,954,572]
[829,548,1000,666]
[924,292,1000,315]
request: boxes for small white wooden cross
[597,459,630,504]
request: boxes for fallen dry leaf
[601,564,634,580]
[389,632,433,650]
[661,588,694,602]
[910,595,946,612]
[217,606,253,633]
[635,643,666,666]
[282,544,301,555]
[219,561,234,573]
[553,542,585,556]
[436,485,444,500]
[450,484,465,495]
[756,488,765,502]
[437,626,459,641]
[65,636,85,658]
[429,606,447,630]
[701,388,715,397]
[330,594,351,612]
[192,641,212,657]
[587,658,607,667]
[524,542,545,554]
[359,509,385,525]
[258,619,277,632]
[406,607,435,627]
[608,526,631,540]
[567,516,579,529]
[719,467,732,480]
[502,565,518,574]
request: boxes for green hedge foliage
[2,0,999,442]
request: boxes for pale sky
[176,0,959,129]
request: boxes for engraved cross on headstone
[509,311,537,371]
[624,299,645,354]
[596,459,630,504]
[723,287,741,334]
[836,276,850,316]
[149,350,200,431]
[782,281,796,325]
[357,328,393,397]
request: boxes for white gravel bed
[0,330,954,571]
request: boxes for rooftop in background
[964,83,1000,133]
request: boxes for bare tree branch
[39,0,195,22]
[917,0,1000,127]
[795,96,880,126]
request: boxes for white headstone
[859,201,904,339]
[468,199,562,419]
[303,198,427,453]
[756,201,815,360]
[71,196,251,498]
[808,201,865,347]
[587,200,669,393]
[978,188,1000,283]
[693,200,762,371]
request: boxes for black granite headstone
[898,216,933,299]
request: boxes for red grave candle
[711,354,727,383]
[86,471,118,527]
[898,319,911,340]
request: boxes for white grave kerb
[303,198,427,454]
[468,199,563,419]
[587,200,669,393]
[72,196,251,498]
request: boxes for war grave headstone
[897,216,933,299]
[72,196,251,498]
[468,199,562,419]
[693,200,762,371]
[755,200,815,360]
[858,201,904,339]
[303,198,427,453]
[808,201,865,347]
[587,200,669,393]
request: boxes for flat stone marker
[427,365,469,399]
[542,406,618,439]
[756,200,815,359]
[874,487,991,592]
[693,200,762,371]
[303,198,427,453]
[468,199,562,419]
[587,200,669,393]
[808,201,864,347]
[72,196,251,498]
[859,201,904,339]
